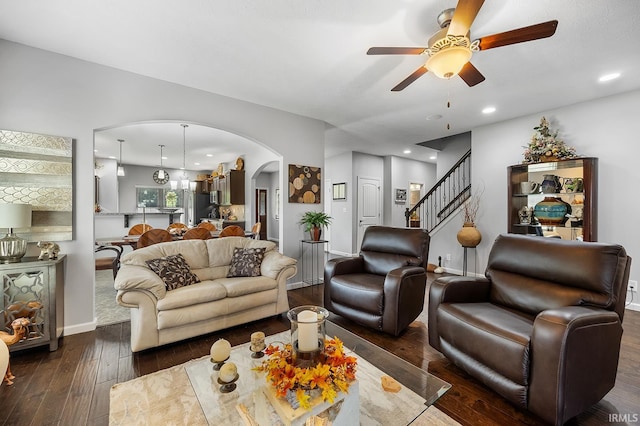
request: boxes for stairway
[405,149,471,233]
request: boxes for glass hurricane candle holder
[287,305,328,368]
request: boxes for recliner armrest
[382,266,427,336]
[428,276,491,351]
[324,256,364,281]
[431,276,491,304]
[529,306,623,425]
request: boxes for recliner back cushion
[486,234,628,315]
[360,226,429,275]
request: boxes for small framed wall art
[395,188,407,204]
[332,182,346,200]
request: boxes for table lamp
[0,203,32,263]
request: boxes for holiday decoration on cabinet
[507,158,597,241]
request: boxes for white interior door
[357,176,381,252]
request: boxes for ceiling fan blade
[447,0,485,36]
[367,47,427,55]
[458,62,485,87]
[477,20,558,50]
[391,66,428,91]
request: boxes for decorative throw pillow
[146,253,201,291]
[227,247,266,278]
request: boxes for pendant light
[117,139,125,177]
[157,144,165,180]
[180,124,189,190]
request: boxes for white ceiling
[2,0,640,167]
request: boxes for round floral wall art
[523,117,578,163]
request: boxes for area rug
[95,270,130,325]
[110,335,460,426]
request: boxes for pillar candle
[210,339,231,362]
[250,331,266,352]
[297,310,319,352]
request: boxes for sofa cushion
[146,253,201,291]
[216,276,278,298]
[156,280,227,311]
[123,240,210,269]
[227,247,266,277]
[437,302,534,386]
[204,237,276,268]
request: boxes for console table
[1,255,65,352]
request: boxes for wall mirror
[0,129,73,241]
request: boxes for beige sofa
[114,237,297,352]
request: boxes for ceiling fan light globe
[426,46,472,79]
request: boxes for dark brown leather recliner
[429,234,632,425]
[324,226,430,336]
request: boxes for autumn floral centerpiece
[523,117,578,163]
[256,337,357,410]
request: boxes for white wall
[384,156,437,227]
[436,132,471,180]
[430,89,640,310]
[0,39,325,334]
[325,152,354,256]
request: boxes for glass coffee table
[186,321,450,425]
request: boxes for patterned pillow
[146,253,201,291]
[227,247,266,278]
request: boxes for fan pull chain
[447,84,451,130]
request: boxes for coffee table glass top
[185,321,450,425]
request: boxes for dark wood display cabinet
[507,157,598,241]
[211,170,245,205]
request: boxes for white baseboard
[625,292,640,311]
[64,319,97,336]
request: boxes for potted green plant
[299,211,332,241]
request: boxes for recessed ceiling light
[429,155,437,160]
[403,149,411,154]
[206,154,213,157]
[108,156,116,159]
[194,162,200,166]
[162,156,168,160]
[426,114,443,121]
[94,149,98,153]
[482,106,496,114]
[599,72,621,82]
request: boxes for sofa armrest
[529,306,623,425]
[382,266,427,336]
[261,251,297,279]
[114,264,167,300]
[428,276,491,351]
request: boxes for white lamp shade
[170,180,178,190]
[0,203,32,229]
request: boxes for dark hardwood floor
[1,275,639,425]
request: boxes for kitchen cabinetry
[211,170,245,205]
[1,255,65,352]
[507,157,597,241]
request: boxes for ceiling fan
[367,0,558,91]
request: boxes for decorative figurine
[37,241,60,260]
[0,318,31,385]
